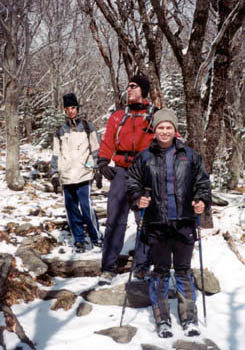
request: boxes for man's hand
[136,196,151,209]
[97,157,117,181]
[192,200,205,214]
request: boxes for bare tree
[81,0,245,178]
[223,24,245,189]
[150,0,211,154]
[83,0,165,108]
[0,0,45,190]
[78,0,122,108]
[202,0,245,173]
[30,0,113,123]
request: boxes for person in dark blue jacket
[127,108,211,338]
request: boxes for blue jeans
[102,167,151,273]
[63,181,100,244]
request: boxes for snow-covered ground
[1,143,245,350]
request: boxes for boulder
[76,302,93,317]
[16,247,48,277]
[83,280,152,307]
[173,338,221,350]
[94,325,137,344]
[193,268,220,295]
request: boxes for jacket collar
[150,138,186,154]
[128,99,150,111]
[66,115,81,127]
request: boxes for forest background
[0,0,244,193]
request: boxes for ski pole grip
[144,187,151,198]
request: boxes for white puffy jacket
[50,117,100,185]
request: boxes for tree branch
[195,0,245,90]
[150,0,184,67]
[223,231,245,265]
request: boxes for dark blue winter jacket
[126,138,211,225]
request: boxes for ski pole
[120,187,151,327]
[196,215,207,326]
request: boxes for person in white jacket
[50,93,102,253]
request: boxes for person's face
[127,82,143,104]
[155,121,175,148]
[64,106,78,119]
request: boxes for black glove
[97,157,117,181]
[94,171,103,189]
[51,176,60,193]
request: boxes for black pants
[102,167,151,272]
[148,223,198,326]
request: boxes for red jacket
[99,101,155,168]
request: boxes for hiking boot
[93,239,103,248]
[183,321,200,337]
[74,242,86,253]
[157,321,173,338]
[98,271,116,286]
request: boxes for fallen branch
[223,231,245,265]
[0,304,36,350]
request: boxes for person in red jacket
[97,74,158,285]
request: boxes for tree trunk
[5,78,25,190]
[23,87,32,143]
[182,69,205,154]
[204,1,231,174]
[4,37,25,191]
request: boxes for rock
[15,248,48,277]
[82,281,151,308]
[38,289,75,300]
[0,253,13,298]
[173,338,221,349]
[50,291,76,311]
[94,325,137,344]
[193,268,220,295]
[141,345,167,350]
[15,223,33,234]
[76,302,93,316]
[19,235,58,255]
[0,231,11,244]
[240,233,245,243]
[43,258,101,277]
[58,248,66,254]
[212,192,229,206]
[126,281,152,307]
[28,207,47,216]
[31,181,55,193]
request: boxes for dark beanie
[129,74,150,98]
[152,108,178,131]
[63,93,79,108]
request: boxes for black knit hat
[129,74,150,98]
[63,93,79,108]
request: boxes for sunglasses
[127,84,139,89]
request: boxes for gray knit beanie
[152,108,178,131]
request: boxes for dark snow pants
[101,166,151,273]
[63,181,100,244]
[148,224,197,326]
